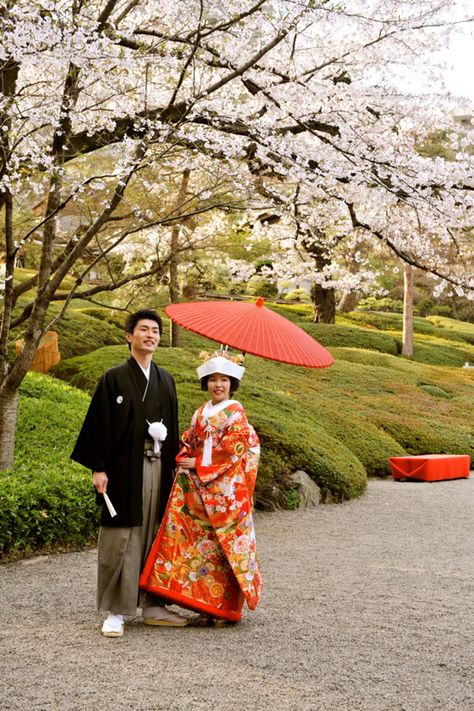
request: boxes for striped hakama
[97,453,163,615]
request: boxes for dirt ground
[1,477,473,711]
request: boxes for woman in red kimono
[140,352,262,623]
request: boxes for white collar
[202,399,238,417]
[138,362,151,380]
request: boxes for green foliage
[305,322,399,355]
[4,305,474,560]
[0,373,100,559]
[431,305,453,317]
[318,414,405,477]
[253,281,279,298]
[284,288,310,302]
[77,307,128,330]
[248,407,367,501]
[286,483,300,510]
[358,296,404,313]
[256,449,294,510]
[344,311,474,355]
[452,297,474,324]
[416,297,434,316]
[426,315,474,345]
[268,302,313,319]
[417,130,456,161]
[377,416,473,457]
[53,345,129,391]
[246,277,278,298]
[405,337,474,367]
[417,383,451,399]
[48,306,125,359]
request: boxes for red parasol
[165,298,333,368]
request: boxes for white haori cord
[200,399,238,467]
[147,420,168,454]
[202,422,213,466]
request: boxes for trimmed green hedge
[3,306,474,561]
[305,322,400,355]
[0,374,100,559]
[376,416,473,456]
[51,308,125,359]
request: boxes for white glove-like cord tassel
[148,420,168,454]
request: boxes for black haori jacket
[71,357,179,527]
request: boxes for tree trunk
[338,290,361,313]
[169,228,181,346]
[311,282,336,323]
[402,264,414,357]
[169,169,190,347]
[299,228,337,325]
[0,385,19,471]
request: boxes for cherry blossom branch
[346,201,473,291]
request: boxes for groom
[71,309,188,636]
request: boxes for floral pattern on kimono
[140,400,262,621]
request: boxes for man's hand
[93,471,108,494]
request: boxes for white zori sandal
[142,606,188,627]
[101,613,124,637]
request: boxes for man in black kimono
[71,309,188,636]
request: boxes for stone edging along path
[1,477,473,711]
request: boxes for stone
[290,470,321,507]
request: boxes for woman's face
[207,373,231,404]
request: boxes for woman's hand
[178,457,196,469]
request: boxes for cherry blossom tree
[1,0,474,467]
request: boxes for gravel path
[1,477,473,711]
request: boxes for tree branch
[346,201,473,291]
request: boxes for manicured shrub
[431,305,452,317]
[5,308,474,560]
[304,322,399,355]
[77,307,128,330]
[377,416,474,458]
[49,308,124,359]
[255,449,293,510]
[416,297,435,316]
[347,310,473,345]
[426,315,474,345]
[319,415,406,477]
[417,383,452,398]
[53,345,129,391]
[268,303,313,319]
[0,373,100,559]
[405,338,474,367]
[0,465,100,559]
[357,296,404,313]
[284,288,310,302]
[250,410,367,501]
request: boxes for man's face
[126,319,161,356]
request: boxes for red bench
[389,454,471,482]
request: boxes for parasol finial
[256,297,265,308]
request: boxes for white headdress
[196,349,245,381]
